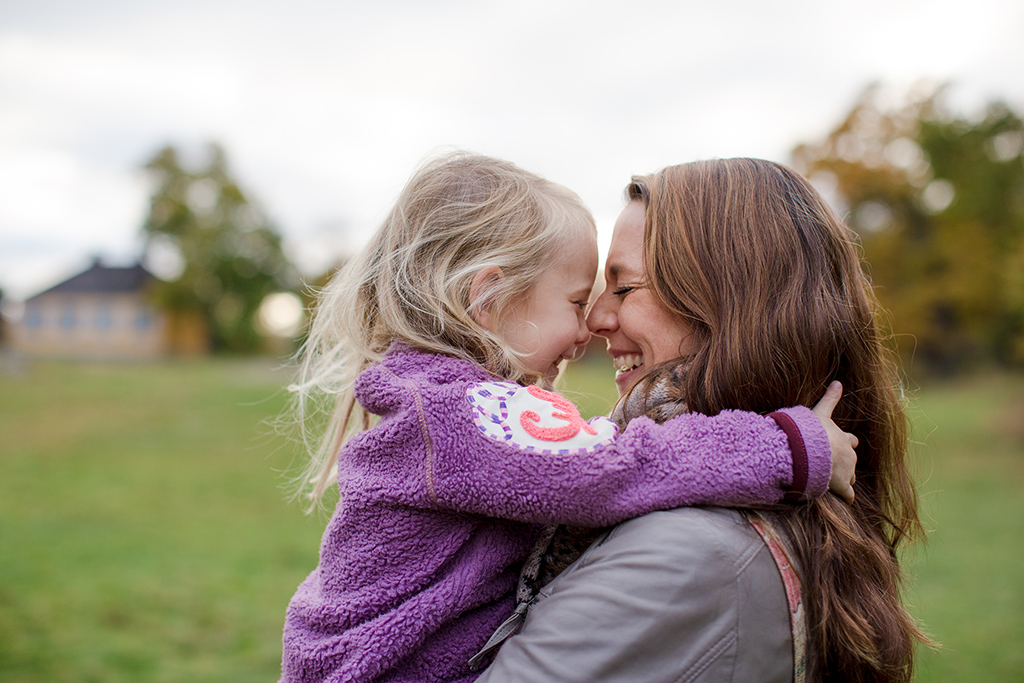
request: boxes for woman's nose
[587,288,616,337]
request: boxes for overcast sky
[2,0,1023,303]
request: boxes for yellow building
[10,259,170,359]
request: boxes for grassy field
[1,356,1022,681]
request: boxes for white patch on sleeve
[466,381,618,454]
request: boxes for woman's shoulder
[478,508,794,683]
[581,506,764,574]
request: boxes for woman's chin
[614,365,644,395]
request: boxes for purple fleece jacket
[281,346,830,683]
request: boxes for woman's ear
[470,266,504,330]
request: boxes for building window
[96,302,113,330]
[25,303,42,328]
[61,303,76,329]
[134,307,151,330]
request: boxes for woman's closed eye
[612,285,640,297]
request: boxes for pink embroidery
[519,385,598,442]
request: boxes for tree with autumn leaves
[142,143,300,353]
[792,85,1024,375]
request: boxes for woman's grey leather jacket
[476,506,795,682]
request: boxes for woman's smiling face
[586,200,695,396]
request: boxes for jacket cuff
[768,406,831,500]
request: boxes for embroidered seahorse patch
[466,381,618,454]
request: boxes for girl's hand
[812,381,858,504]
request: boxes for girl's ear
[470,266,504,330]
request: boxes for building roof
[29,259,156,299]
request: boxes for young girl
[281,153,854,683]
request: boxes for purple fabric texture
[280,346,829,683]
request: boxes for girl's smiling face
[586,200,695,395]
[493,230,598,383]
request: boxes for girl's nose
[575,317,591,347]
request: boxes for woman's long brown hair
[630,159,929,682]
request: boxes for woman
[477,158,928,682]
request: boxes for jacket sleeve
[416,380,830,526]
[473,508,794,683]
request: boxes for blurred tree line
[793,84,1024,375]
[142,143,301,353]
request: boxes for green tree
[792,85,1024,374]
[142,143,299,353]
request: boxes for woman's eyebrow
[606,263,638,280]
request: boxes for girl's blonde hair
[291,152,595,507]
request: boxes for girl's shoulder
[357,345,620,454]
[377,343,492,382]
[465,381,619,455]
[355,344,491,413]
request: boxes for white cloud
[1,0,1022,301]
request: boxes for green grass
[0,358,325,682]
[1,357,1022,681]
[905,374,1024,681]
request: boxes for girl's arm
[418,379,837,526]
